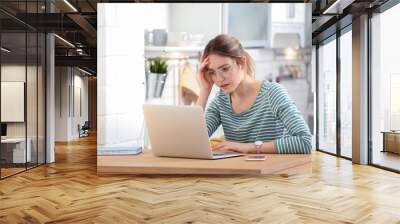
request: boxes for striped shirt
[205,80,312,154]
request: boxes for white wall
[55,67,69,141]
[55,67,89,141]
[72,74,89,138]
[98,4,168,149]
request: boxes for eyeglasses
[206,64,235,78]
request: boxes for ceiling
[311,0,391,44]
[0,0,98,73]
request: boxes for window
[318,37,337,154]
[371,3,400,171]
[340,28,352,158]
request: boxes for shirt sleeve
[205,94,221,137]
[268,83,312,154]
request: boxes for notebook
[97,146,142,156]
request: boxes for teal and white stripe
[205,80,312,154]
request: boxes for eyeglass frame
[205,62,240,79]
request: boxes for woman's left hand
[211,139,254,154]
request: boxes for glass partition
[1,31,28,177]
[0,1,46,179]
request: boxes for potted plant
[150,57,168,74]
[146,57,168,99]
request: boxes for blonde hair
[201,34,256,77]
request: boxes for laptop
[143,104,243,159]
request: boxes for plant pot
[146,72,168,99]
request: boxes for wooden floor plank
[0,135,400,223]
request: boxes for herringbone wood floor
[1,135,400,224]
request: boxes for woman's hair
[202,34,256,77]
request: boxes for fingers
[205,73,213,84]
[197,57,214,91]
[198,58,209,77]
[212,142,241,153]
[201,56,209,64]
[212,146,226,151]
[212,142,225,151]
[212,142,236,152]
[200,57,209,70]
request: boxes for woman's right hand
[196,57,214,93]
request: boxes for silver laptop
[143,104,242,159]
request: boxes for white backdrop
[97,4,168,149]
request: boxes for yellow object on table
[210,136,225,146]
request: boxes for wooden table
[97,150,312,176]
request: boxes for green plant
[150,57,168,74]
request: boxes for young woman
[196,34,312,154]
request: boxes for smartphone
[245,155,266,161]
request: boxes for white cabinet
[223,3,271,48]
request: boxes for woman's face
[206,54,245,93]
